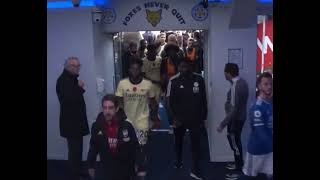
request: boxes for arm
[160,59,167,92]
[124,122,139,176]
[87,122,99,169]
[148,84,158,122]
[56,77,85,104]
[128,122,139,156]
[224,89,232,114]
[167,78,176,119]
[200,77,208,122]
[219,82,244,130]
[160,49,166,60]
[196,46,204,70]
[141,61,147,79]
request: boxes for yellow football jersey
[115,78,155,130]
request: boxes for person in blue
[240,72,273,180]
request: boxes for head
[256,72,273,98]
[139,39,147,50]
[64,57,81,75]
[154,39,161,48]
[178,59,192,76]
[182,33,189,47]
[102,94,119,121]
[166,32,174,43]
[128,41,138,54]
[167,34,178,45]
[165,44,179,59]
[146,44,157,61]
[193,31,201,41]
[187,38,194,47]
[224,63,239,81]
[129,59,143,79]
[154,39,162,54]
[159,32,166,45]
[177,35,183,47]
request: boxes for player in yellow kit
[116,59,158,180]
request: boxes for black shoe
[174,160,183,169]
[190,171,204,180]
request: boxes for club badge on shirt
[254,110,262,118]
[193,81,199,93]
[133,87,137,92]
[122,129,130,142]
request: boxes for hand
[78,80,85,88]
[173,118,182,128]
[217,124,224,133]
[151,119,161,129]
[135,164,138,173]
[88,168,95,178]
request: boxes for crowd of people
[55,30,273,180]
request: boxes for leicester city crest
[122,129,130,142]
[102,8,116,24]
[191,4,208,21]
[122,129,128,137]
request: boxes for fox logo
[146,9,162,27]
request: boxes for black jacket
[122,51,137,78]
[56,70,89,138]
[87,112,139,180]
[167,73,208,126]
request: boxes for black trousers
[227,131,243,171]
[174,124,201,173]
[66,136,83,180]
[162,96,173,126]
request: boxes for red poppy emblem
[133,87,137,92]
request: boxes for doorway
[111,30,209,130]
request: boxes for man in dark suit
[56,56,89,180]
[217,63,249,180]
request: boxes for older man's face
[67,58,81,75]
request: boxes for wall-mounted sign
[228,48,243,69]
[121,2,186,27]
[100,0,209,32]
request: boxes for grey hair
[64,56,79,68]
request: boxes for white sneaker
[168,126,174,134]
[226,163,236,170]
[225,177,238,180]
[190,172,203,180]
[225,173,239,179]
